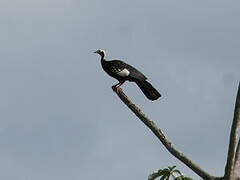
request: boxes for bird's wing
[107,60,128,74]
[127,64,147,81]
[109,60,147,80]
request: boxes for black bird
[94,49,161,100]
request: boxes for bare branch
[225,82,240,180]
[233,139,240,179]
[114,89,214,180]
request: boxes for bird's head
[94,49,106,58]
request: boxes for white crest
[99,49,106,56]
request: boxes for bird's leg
[116,82,124,93]
[112,83,120,91]
[112,82,124,92]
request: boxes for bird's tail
[136,80,161,100]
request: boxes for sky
[0,0,240,179]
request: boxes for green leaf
[182,177,193,180]
[160,174,169,180]
[175,176,183,180]
[168,166,176,171]
[172,169,182,176]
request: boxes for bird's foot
[112,85,117,92]
[112,86,122,93]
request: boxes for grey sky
[0,0,240,179]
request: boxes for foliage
[148,166,193,180]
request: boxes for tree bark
[225,83,240,180]
[233,139,240,179]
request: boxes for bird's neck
[100,55,106,63]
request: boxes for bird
[94,49,161,101]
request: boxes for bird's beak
[93,51,98,53]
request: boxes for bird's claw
[112,86,122,93]
[112,86,117,92]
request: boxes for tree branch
[233,139,240,179]
[225,82,240,180]
[114,89,215,180]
